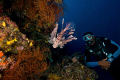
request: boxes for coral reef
[0,15,52,79]
[41,55,98,80]
[2,0,65,48]
[0,51,14,70]
[54,0,63,4]
[48,73,61,80]
[0,1,98,80]
[1,47,50,80]
[0,15,33,53]
[7,0,64,29]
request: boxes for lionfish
[48,18,77,48]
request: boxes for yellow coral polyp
[2,21,6,27]
[14,28,19,31]
[29,42,33,46]
[7,40,14,45]
[7,38,17,45]
[26,38,28,41]
[14,38,17,41]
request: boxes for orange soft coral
[2,47,50,80]
[7,0,64,29]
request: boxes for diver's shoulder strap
[95,37,110,44]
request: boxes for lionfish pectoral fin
[53,37,56,42]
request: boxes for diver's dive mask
[83,34,94,41]
[83,34,94,45]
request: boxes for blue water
[58,0,120,55]
[58,0,120,80]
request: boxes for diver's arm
[84,49,109,67]
[85,56,99,67]
[85,56,111,68]
[110,40,120,58]
[85,50,99,67]
[86,62,99,67]
[84,50,98,67]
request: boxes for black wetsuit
[84,37,120,80]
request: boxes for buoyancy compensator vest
[85,37,118,61]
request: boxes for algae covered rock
[0,15,33,53]
[42,56,98,80]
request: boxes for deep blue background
[58,0,120,55]
[57,0,120,80]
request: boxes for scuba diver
[83,32,120,80]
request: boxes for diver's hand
[98,58,111,69]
